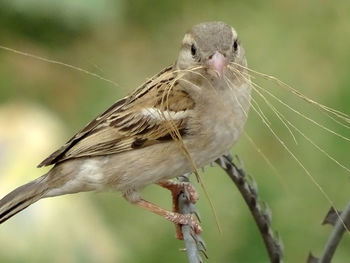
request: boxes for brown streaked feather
[38,65,195,167]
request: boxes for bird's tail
[0,174,49,224]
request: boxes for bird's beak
[207,51,227,78]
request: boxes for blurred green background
[0,0,350,262]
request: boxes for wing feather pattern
[38,65,195,167]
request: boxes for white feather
[141,108,189,121]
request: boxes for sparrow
[0,21,251,238]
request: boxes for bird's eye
[191,44,197,56]
[233,39,238,52]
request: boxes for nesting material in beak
[207,51,227,78]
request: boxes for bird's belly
[189,120,242,168]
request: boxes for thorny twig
[178,174,207,263]
[178,154,349,263]
[215,154,284,263]
[308,201,350,263]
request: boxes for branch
[178,174,207,263]
[308,201,350,263]
[215,154,284,263]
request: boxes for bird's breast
[187,81,251,167]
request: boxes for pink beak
[207,51,227,78]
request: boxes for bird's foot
[158,180,199,204]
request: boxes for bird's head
[176,21,246,79]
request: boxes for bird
[0,21,251,238]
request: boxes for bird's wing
[38,65,195,167]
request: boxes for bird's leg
[135,199,202,239]
[157,180,199,239]
[158,180,199,206]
